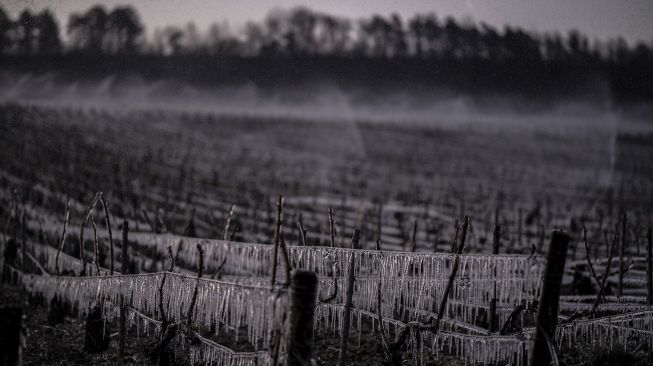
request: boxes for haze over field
[1,2,653,365]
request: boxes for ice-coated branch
[374,279,411,365]
[433,216,469,333]
[211,257,228,280]
[158,245,176,328]
[186,244,204,327]
[318,261,338,303]
[329,207,336,248]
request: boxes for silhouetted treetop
[0,4,651,104]
[67,5,142,54]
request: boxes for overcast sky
[4,0,653,44]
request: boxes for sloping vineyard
[2,202,652,365]
[1,103,652,365]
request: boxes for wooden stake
[529,230,570,366]
[0,306,22,365]
[647,226,652,306]
[286,270,318,366]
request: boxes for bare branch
[141,209,156,233]
[98,192,114,275]
[329,207,336,248]
[80,193,100,276]
[590,231,618,315]
[583,227,603,298]
[410,219,418,252]
[279,236,292,287]
[167,244,176,272]
[182,207,196,237]
[319,261,338,303]
[433,216,468,334]
[55,201,71,276]
[158,245,177,329]
[376,203,382,251]
[375,280,391,354]
[211,257,228,280]
[223,204,236,240]
[297,220,308,246]
[500,304,526,335]
[90,216,101,275]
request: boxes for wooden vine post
[647,226,652,306]
[286,270,318,366]
[618,212,626,297]
[119,221,129,357]
[529,230,570,366]
[337,228,360,366]
[0,305,23,366]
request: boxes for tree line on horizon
[0,4,651,103]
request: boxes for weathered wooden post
[119,221,129,358]
[529,230,570,366]
[489,224,500,333]
[337,229,360,366]
[648,226,653,363]
[0,306,23,365]
[647,226,652,306]
[286,270,318,366]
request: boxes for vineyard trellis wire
[3,212,653,365]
